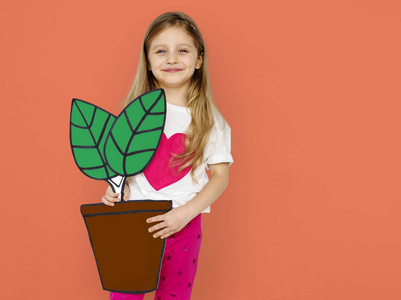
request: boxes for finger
[101,196,114,206]
[123,186,130,200]
[124,184,130,199]
[152,227,171,239]
[104,193,120,202]
[106,189,120,198]
[148,221,167,234]
[160,231,174,239]
[106,186,120,197]
[146,214,165,224]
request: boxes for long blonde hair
[123,11,225,183]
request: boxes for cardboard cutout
[70,89,173,294]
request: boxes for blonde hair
[122,11,225,183]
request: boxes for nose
[166,52,178,64]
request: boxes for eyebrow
[151,43,193,50]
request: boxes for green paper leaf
[70,99,117,180]
[104,89,166,177]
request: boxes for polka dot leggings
[110,213,202,300]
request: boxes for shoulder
[212,109,231,133]
[207,110,231,144]
[204,109,234,167]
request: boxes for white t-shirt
[128,102,233,213]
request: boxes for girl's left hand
[147,205,193,239]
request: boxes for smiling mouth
[163,69,183,73]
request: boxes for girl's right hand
[101,182,130,206]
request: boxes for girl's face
[147,26,203,90]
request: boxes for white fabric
[128,102,233,213]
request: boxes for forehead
[150,26,196,48]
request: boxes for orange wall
[1,1,401,299]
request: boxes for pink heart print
[143,133,192,191]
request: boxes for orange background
[1,1,401,299]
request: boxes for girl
[101,11,233,300]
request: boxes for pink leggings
[110,213,202,300]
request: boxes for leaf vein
[126,148,157,156]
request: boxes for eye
[179,49,188,53]
[156,50,165,53]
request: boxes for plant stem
[107,175,127,202]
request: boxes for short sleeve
[204,116,234,170]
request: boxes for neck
[158,83,189,107]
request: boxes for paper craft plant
[70,88,166,199]
[70,88,173,294]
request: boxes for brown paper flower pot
[81,200,172,294]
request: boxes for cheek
[149,56,162,67]
[193,56,200,66]
[183,56,197,67]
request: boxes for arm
[184,162,230,219]
[147,162,230,239]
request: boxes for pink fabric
[143,133,191,191]
[110,213,202,300]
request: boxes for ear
[196,52,203,69]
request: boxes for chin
[161,81,189,88]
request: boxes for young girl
[101,11,233,300]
